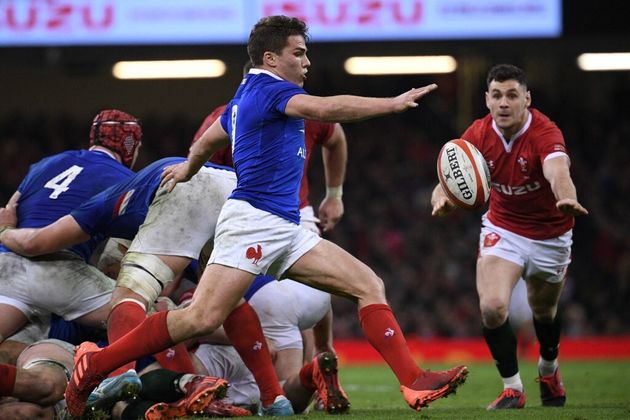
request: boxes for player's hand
[557,198,588,216]
[393,84,438,112]
[0,203,18,228]
[160,161,194,192]
[431,196,456,217]
[318,197,344,232]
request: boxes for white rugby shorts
[299,205,321,235]
[209,199,322,278]
[249,279,331,351]
[194,344,260,407]
[129,166,236,259]
[479,214,572,284]
[0,251,114,320]
[6,313,51,345]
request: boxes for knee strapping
[117,252,175,304]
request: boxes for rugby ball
[437,139,490,210]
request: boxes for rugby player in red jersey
[432,64,588,409]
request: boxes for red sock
[154,343,196,374]
[298,361,316,392]
[107,301,147,342]
[0,364,17,396]
[106,301,147,376]
[93,311,174,376]
[223,302,284,407]
[359,304,421,386]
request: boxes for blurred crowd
[1,88,628,339]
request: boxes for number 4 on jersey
[44,165,84,199]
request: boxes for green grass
[310,361,630,420]
[177,360,630,419]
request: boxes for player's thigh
[287,239,383,300]
[476,254,523,308]
[274,348,304,382]
[526,276,565,318]
[0,304,29,343]
[188,264,255,322]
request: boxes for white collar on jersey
[88,145,117,160]
[248,68,284,81]
[492,110,532,153]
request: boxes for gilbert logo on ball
[437,139,490,209]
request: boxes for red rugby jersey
[462,108,574,239]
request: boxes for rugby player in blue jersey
[0,157,293,416]
[62,16,468,417]
[0,109,140,348]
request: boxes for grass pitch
[167,360,630,419]
[310,361,630,420]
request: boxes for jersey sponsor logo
[246,244,263,265]
[483,232,501,248]
[296,146,306,159]
[112,189,135,217]
[491,181,541,196]
[445,146,473,200]
[1,1,113,33]
[262,0,423,27]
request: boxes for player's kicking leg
[287,239,468,411]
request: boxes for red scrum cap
[89,109,142,168]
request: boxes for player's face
[273,35,310,87]
[485,80,531,138]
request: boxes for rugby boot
[203,399,253,417]
[538,368,566,407]
[86,369,142,413]
[65,342,105,418]
[312,352,350,414]
[259,395,294,416]
[400,365,468,411]
[487,388,526,410]
[144,375,228,419]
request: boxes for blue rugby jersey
[220,69,307,224]
[0,149,133,260]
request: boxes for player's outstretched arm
[542,155,589,216]
[431,184,457,217]
[319,124,347,232]
[0,215,89,257]
[285,84,438,122]
[161,118,230,192]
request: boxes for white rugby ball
[437,139,490,210]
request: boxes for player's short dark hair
[486,64,527,89]
[247,15,309,66]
